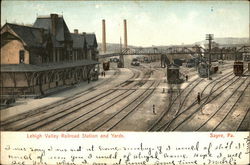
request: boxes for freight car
[248,63,250,72]
[233,61,244,76]
[167,64,183,84]
[103,61,110,71]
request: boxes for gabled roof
[85,33,98,48]
[1,23,45,48]
[71,33,86,48]
[33,15,72,42]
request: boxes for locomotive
[198,63,218,78]
[233,61,244,76]
[167,64,183,84]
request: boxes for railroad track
[196,78,249,131]
[158,73,232,131]
[148,69,235,132]
[237,107,250,131]
[0,68,143,130]
[147,76,203,131]
[91,81,160,131]
[1,67,152,131]
[166,71,247,131]
[47,70,155,131]
[210,81,249,131]
[54,67,161,131]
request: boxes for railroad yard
[1,57,249,132]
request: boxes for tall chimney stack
[50,14,58,35]
[124,19,127,48]
[102,19,106,53]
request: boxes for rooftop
[1,60,100,72]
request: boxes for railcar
[103,61,110,71]
[233,61,244,76]
[198,63,208,78]
[198,62,219,78]
[167,64,183,84]
[248,63,250,72]
[131,58,140,66]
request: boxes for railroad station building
[1,14,99,98]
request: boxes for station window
[19,50,25,63]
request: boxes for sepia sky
[1,0,249,46]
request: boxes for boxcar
[248,63,250,72]
[103,61,110,71]
[233,61,244,76]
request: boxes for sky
[1,0,249,47]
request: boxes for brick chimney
[39,28,45,43]
[124,19,127,48]
[50,14,58,35]
[74,29,78,34]
[102,19,106,53]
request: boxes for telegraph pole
[206,34,214,80]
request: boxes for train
[131,58,140,66]
[198,63,208,78]
[103,61,110,71]
[167,64,183,84]
[198,63,219,78]
[233,61,244,76]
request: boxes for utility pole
[206,34,214,80]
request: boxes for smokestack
[102,19,106,53]
[50,14,58,35]
[124,19,127,48]
[74,29,78,34]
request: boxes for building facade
[1,14,99,99]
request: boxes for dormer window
[19,50,25,63]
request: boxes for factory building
[1,14,99,98]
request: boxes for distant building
[1,14,99,99]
